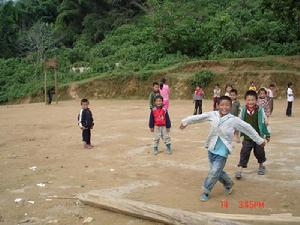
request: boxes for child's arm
[149,111,155,132]
[233,118,265,146]
[78,109,85,129]
[180,113,211,129]
[149,93,153,109]
[166,111,171,131]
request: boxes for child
[248,81,257,92]
[180,96,266,202]
[230,89,241,143]
[286,82,294,117]
[159,78,170,109]
[224,84,233,97]
[257,88,271,117]
[149,95,172,155]
[213,84,221,110]
[78,99,94,149]
[149,82,160,110]
[267,84,275,115]
[235,90,270,179]
[193,85,205,115]
[229,89,240,117]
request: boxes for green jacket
[240,106,270,138]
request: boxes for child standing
[193,85,205,115]
[230,89,241,143]
[149,95,172,155]
[224,84,233,97]
[180,96,265,202]
[149,82,160,110]
[257,88,271,118]
[78,99,94,149]
[213,84,221,110]
[267,84,275,115]
[286,82,294,117]
[159,78,170,109]
[248,81,257,92]
[235,90,270,179]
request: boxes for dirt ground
[0,99,300,225]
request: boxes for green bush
[191,71,215,87]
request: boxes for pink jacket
[160,84,170,100]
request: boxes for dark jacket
[78,108,94,129]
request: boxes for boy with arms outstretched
[180,96,266,202]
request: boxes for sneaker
[153,147,159,155]
[166,144,172,155]
[258,166,265,175]
[200,193,209,202]
[235,171,242,180]
[224,182,234,195]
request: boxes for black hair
[269,83,275,87]
[154,95,163,101]
[244,90,258,100]
[160,78,166,90]
[230,88,238,95]
[288,82,293,88]
[258,87,267,94]
[81,98,89,104]
[153,82,159,86]
[219,95,232,105]
[215,83,219,87]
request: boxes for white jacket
[181,111,264,153]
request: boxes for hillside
[23,55,299,103]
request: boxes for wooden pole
[77,193,247,225]
[44,71,47,105]
[54,69,58,104]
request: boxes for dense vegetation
[0,0,300,103]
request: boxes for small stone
[83,217,94,223]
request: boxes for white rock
[83,217,94,223]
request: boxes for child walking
[180,96,266,202]
[235,90,270,179]
[286,82,294,117]
[149,82,160,110]
[78,99,94,149]
[149,95,172,155]
[193,85,205,115]
[159,78,170,109]
[213,84,221,110]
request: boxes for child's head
[250,81,256,86]
[230,89,238,101]
[152,82,159,92]
[225,84,233,92]
[160,78,167,90]
[81,98,89,109]
[215,84,220,89]
[269,83,275,88]
[218,96,232,115]
[258,88,267,98]
[288,82,293,88]
[154,95,164,107]
[195,85,202,91]
[244,90,258,108]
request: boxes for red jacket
[149,107,171,128]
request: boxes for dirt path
[0,100,299,225]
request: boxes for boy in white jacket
[180,96,266,202]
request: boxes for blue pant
[203,151,233,194]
